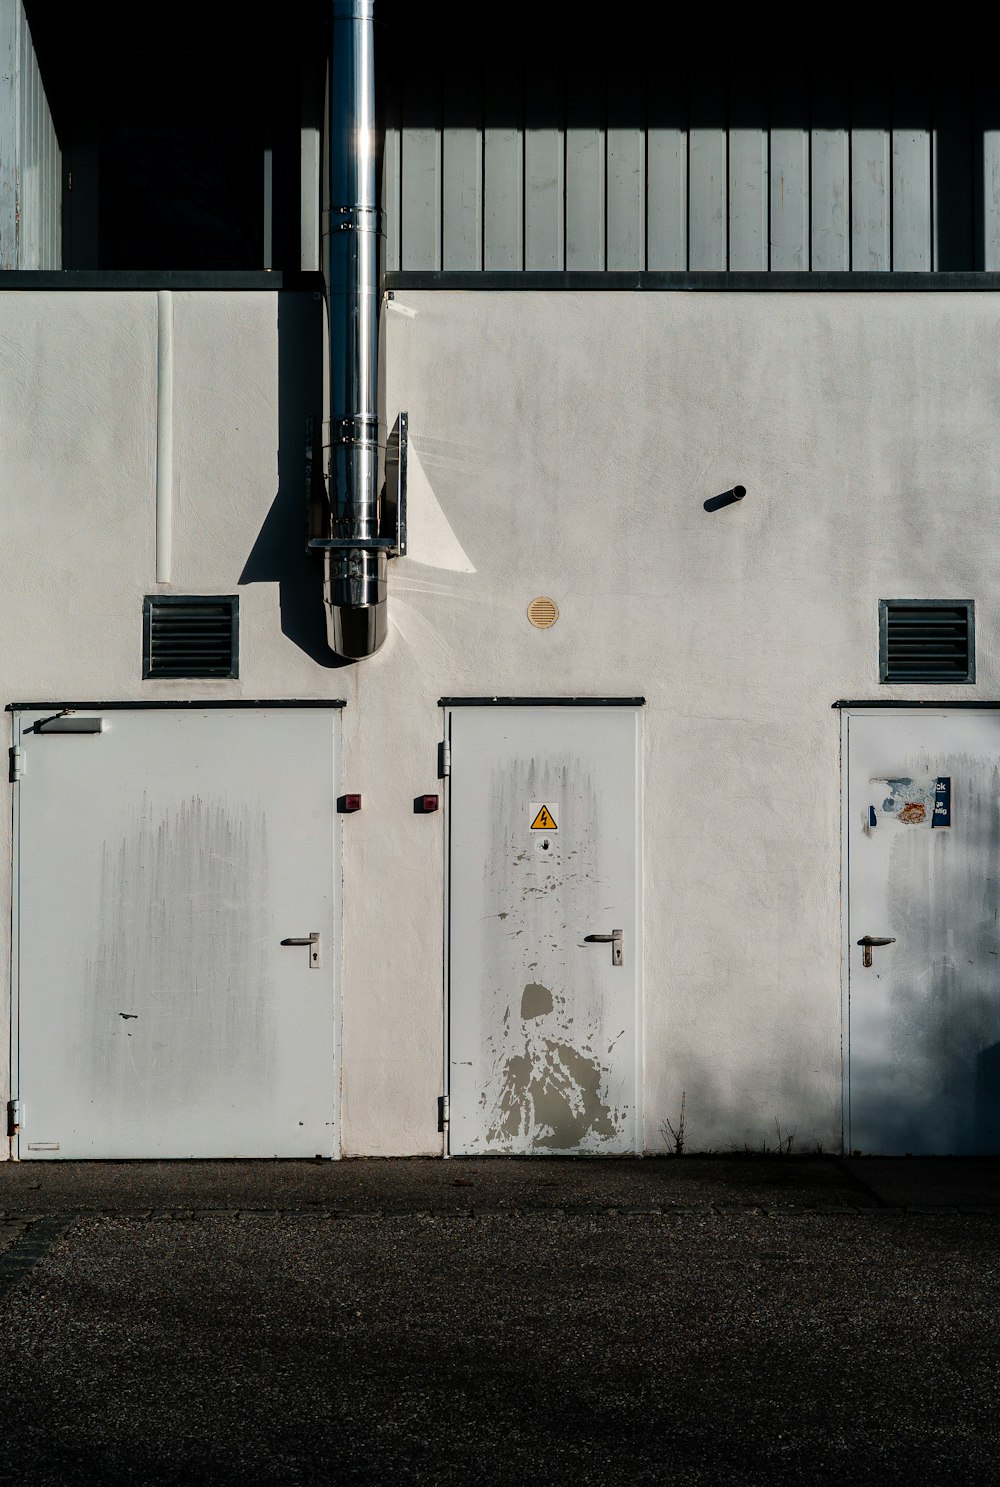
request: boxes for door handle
[857,935,895,969]
[280,932,321,969]
[584,929,623,966]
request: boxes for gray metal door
[13,706,340,1159]
[447,705,642,1155]
[845,708,1000,1154]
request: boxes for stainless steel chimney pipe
[323,0,386,658]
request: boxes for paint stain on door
[520,982,553,1019]
[476,757,625,1152]
[487,1038,617,1149]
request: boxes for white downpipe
[155,290,174,585]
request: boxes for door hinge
[9,746,24,782]
[438,739,450,778]
[7,1099,21,1137]
[437,1094,450,1130]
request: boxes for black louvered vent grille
[144,596,239,679]
[881,601,973,683]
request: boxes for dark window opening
[879,600,975,684]
[25,1,326,273]
[143,596,239,680]
[97,119,267,273]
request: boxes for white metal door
[845,708,1000,1154]
[447,705,642,1155]
[13,706,340,1159]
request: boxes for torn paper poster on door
[867,776,951,830]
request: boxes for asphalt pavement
[2,1157,999,1485]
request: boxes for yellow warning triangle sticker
[530,805,557,830]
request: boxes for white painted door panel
[448,707,641,1155]
[846,709,1000,1154]
[15,707,340,1158]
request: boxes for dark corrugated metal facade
[381,52,999,275]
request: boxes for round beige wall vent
[527,596,559,629]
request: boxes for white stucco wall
[1,287,998,1156]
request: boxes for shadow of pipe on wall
[239,292,350,669]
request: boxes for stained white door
[846,708,1000,1154]
[447,705,642,1155]
[14,706,340,1158]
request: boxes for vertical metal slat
[483,68,522,271]
[50,102,60,268]
[47,83,58,267]
[39,30,49,268]
[565,60,605,271]
[606,63,645,271]
[728,77,768,271]
[0,0,21,268]
[646,66,687,271]
[892,68,931,272]
[381,59,401,273]
[769,75,809,271]
[400,71,441,271]
[851,70,891,271]
[811,74,850,270]
[442,72,482,271]
[524,65,564,270]
[24,28,38,268]
[688,71,727,270]
[979,75,1000,271]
